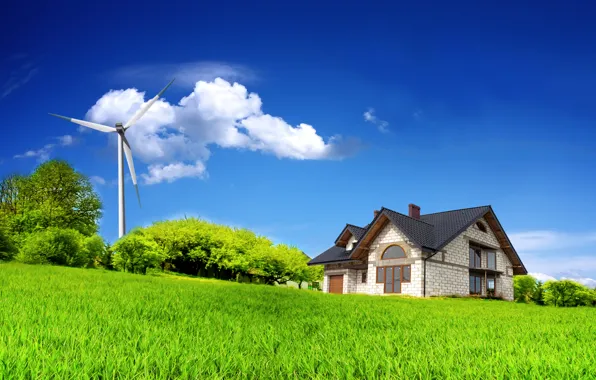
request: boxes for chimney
[374,210,380,218]
[409,204,421,219]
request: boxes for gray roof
[307,246,352,265]
[309,205,492,265]
[346,224,366,240]
[420,206,491,250]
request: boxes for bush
[83,234,106,268]
[514,275,538,303]
[17,228,92,267]
[112,229,164,274]
[543,280,594,307]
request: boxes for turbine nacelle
[49,79,175,237]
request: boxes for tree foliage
[513,275,538,303]
[112,229,164,274]
[109,218,323,286]
[17,228,96,267]
[542,280,595,307]
[0,160,102,238]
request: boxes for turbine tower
[49,79,175,238]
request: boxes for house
[307,204,526,300]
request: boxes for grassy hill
[1,263,595,379]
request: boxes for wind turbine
[49,79,175,238]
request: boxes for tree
[513,275,538,303]
[0,161,102,238]
[542,280,594,307]
[112,229,163,274]
[17,228,91,267]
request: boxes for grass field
[1,263,595,379]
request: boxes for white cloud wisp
[13,134,75,162]
[363,107,389,133]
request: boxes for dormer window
[476,221,487,233]
[346,240,357,250]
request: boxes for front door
[383,266,401,294]
[329,275,343,294]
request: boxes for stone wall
[364,223,423,296]
[424,260,469,296]
[440,217,514,300]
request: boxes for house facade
[308,205,527,300]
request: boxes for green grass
[1,263,595,379]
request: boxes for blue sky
[1,1,595,284]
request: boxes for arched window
[381,245,406,260]
[476,222,487,233]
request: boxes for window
[361,272,367,283]
[469,275,482,295]
[376,265,411,293]
[376,267,384,283]
[476,222,487,233]
[469,247,482,268]
[487,251,496,270]
[487,276,495,295]
[402,265,411,282]
[381,245,406,260]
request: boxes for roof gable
[334,224,366,247]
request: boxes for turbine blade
[49,113,116,133]
[121,135,141,208]
[123,78,175,130]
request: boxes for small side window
[361,272,367,283]
[376,267,384,283]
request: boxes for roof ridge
[346,223,365,230]
[382,207,434,226]
[421,205,491,217]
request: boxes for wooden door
[328,275,344,294]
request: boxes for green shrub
[17,228,91,267]
[514,275,538,303]
[112,229,163,274]
[83,234,106,268]
[543,280,594,307]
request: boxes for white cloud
[89,176,107,186]
[57,134,74,146]
[86,77,357,184]
[1,59,39,99]
[14,144,54,161]
[566,277,596,288]
[510,230,596,251]
[363,107,389,133]
[528,272,556,283]
[111,61,256,88]
[142,161,206,184]
[13,134,76,162]
[522,252,596,283]
[529,272,596,288]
